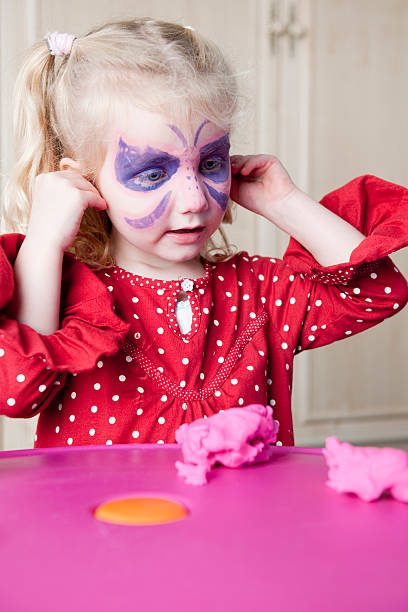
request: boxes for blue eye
[200,158,224,174]
[131,168,168,188]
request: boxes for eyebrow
[199,134,230,158]
[115,137,179,173]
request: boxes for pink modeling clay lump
[323,436,408,503]
[175,404,279,485]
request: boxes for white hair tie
[45,31,76,57]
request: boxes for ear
[60,157,81,172]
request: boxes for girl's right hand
[28,170,107,252]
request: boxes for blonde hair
[1,18,239,268]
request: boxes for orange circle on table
[94,497,189,525]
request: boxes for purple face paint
[194,120,210,147]
[125,191,171,228]
[115,138,180,192]
[168,125,188,148]
[199,134,230,184]
[204,182,229,211]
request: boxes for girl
[0,19,407,448]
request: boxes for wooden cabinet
[1,0,407,449]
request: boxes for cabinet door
[285,0,408,446]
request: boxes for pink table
[0,444,406,611]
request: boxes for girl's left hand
[229,154,297,217]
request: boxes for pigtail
[1,41,61,232]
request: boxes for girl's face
[96,107,231,269]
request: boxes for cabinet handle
[286,3,308,56]
[268,2,288,55]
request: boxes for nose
[176,171,209,214]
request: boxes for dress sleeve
[0,233,130,418]
[256,175,408,353]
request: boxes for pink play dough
[323,436,408,502]
[175,404,279,485]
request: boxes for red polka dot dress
[1,175,408,447]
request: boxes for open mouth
[168,226,204,234]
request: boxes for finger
[81,190,107,211]
[230,155,252,174]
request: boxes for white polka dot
[126,355,133,362]
[231,379,238,385]
[199,288,205,295]
[258,274,264,281]
[226,291,232,297]
[94,383,101,390]
[283,324,289,332]
[158,416,166,425]
[107,286,113,292]
[180,380,186,388]
[281,343,288,350]
[7,398,15,406]
[157,289,164,295]
[55,426,60,434]
[238,398,244,405]
[275,299,282,307]
[182,357,189,365]
[200,372,205,380]
[112,395,119,402]
[289,275,295,282]
[216,340,223,347]
[136,408,143,416]
[89,428,95,436]
[215,390,221,397]
[289,297,296,304]
[157,327,164,334]
[286,363,290,370]
[267,378,272,385]
[345,330,352,335]
[384,286,392,294]
[156,307,164,314]
[214,320,219,326]
[132,296,139,303]
[16,374,25,382]
[97,360,103,368]
[250,312,256,319]
[230,305,237,312]
[38,384,46,392]
[218,356,224,363]
[91,405,98,413]
[157,440,165,445]
[255,385,259,391]
[119,375,126,382]
[158,348,165,354]
[243,294,249,301]
[270,399,276,406]
[311,325,318,331]
[161,395,167,402]
[67,438,73,446]
[370,273,377,279]
[340,293,346,299]
[109,417,116,424]
[393,303,399,310]
[0,348,4,357]
[218,275,224,281]
[365,308,372,312]
[71,392,76,399]
[353,288,360,294]
[69,414,75,422]
[315,300,322,307]
[258,350,265,356]
[132,431,140,439]
[106,440,113,445]
[247,365,254,371]
[273,275,278,282]
[203,307,209,314]
[308,335,315,341]
[276,441,283,447]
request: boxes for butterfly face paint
[95,107,231,269]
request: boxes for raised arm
[230,154,365,267]
[8,169,106,335]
